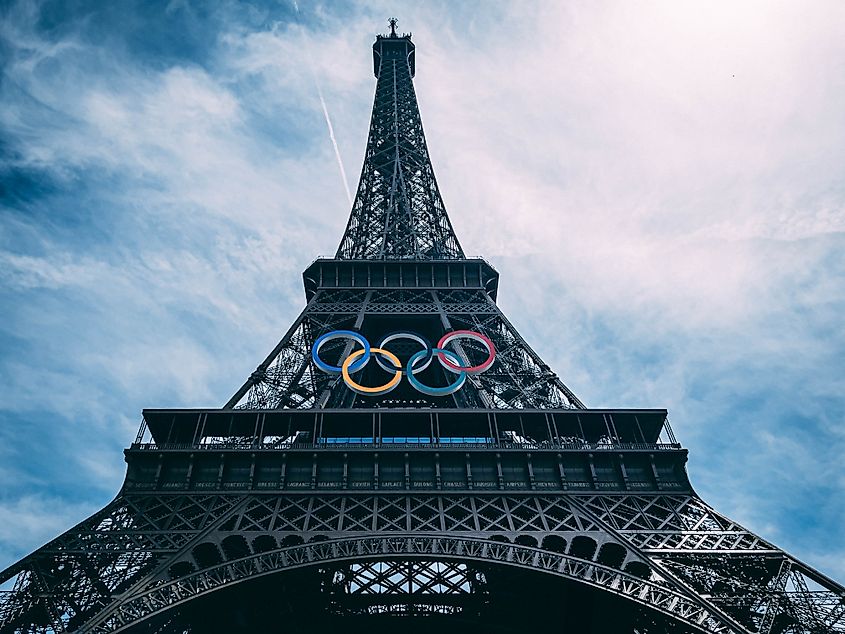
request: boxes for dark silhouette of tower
[1,22,843,634]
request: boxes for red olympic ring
[436,330,496,374]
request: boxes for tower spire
[336,24,463,260]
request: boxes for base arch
[87,535,737,634]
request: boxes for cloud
[1,0,844,586]
[0,494,101,573]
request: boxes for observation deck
[126,408,689,494]
[303,258,499,302]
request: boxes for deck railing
[129,440,682,452]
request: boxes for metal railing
[128,440,682,452]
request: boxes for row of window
[318,437,494,444]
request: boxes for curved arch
[569,535,598,560]
[167,561,194,580]
[596,542,626,569]
[88,535,733,634]
[281,534,304,547]
[191,542,222,568]
[252,534,277,553]
[514,534,538,548]
[624,560,651,580]
[221,535,250,560]
[541,534,567,553]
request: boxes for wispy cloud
[0,494,100,571]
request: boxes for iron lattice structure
[1,22,843,634]
[336,22,462,260]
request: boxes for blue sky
[1,0,844,582]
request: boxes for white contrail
[316,87,354,207]
[291,1,354,207]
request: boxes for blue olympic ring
[406,348,467,396]
[312,330,370,374]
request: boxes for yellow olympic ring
[341,347,402,395]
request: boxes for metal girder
[3,491,842,634]
[572,495,845,633]
[83,536,737,634]
[336,36,463,260]
[227,288,583,410]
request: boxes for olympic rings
[311,329,496,396]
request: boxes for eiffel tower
[2,20,843,634]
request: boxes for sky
[1,0,844,583]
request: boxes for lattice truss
[323,560,484,615]
[0,495,240,633]
[2,492,842,634]
[574,495,845,634]
[442,299,583,409]
[330,561,476,595]
[336,44,463,260]
[227,288,583,410]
